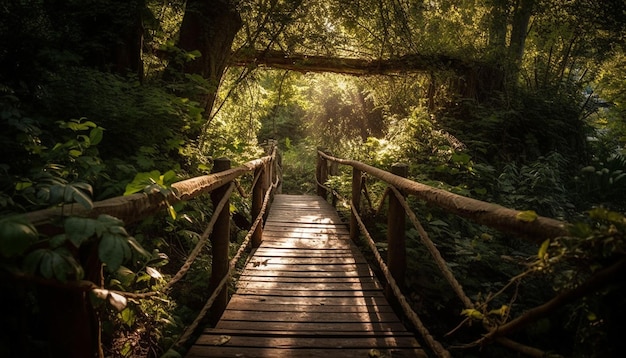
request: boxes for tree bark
[230,49,472,76]
[509,0,535,70]
[176,0,242,118]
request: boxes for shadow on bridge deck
[186,194,426,358]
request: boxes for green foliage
[124,170,178,196]
[0,216,38,258]
[24,247,84,282]
[495,152,573,218]
[575,154,626,210]
[530,208,626,357]
[280,140,318,194]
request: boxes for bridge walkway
[186,194,426,357]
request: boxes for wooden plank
[219,310,402,323]
[262,222,346,229]
[252,249,354,257]
[235,268,375,278]
[243,263,372,272]
[237,276,378,283]
[186,346,426,358]
[214,320,410,332]
[225,295,390,307]
[248,256,360,267]
[202,328,414,337]
[235,281,382,291]
[263,226,350,235]
[195,334,421,348]
[225,301,395,313]
[258,238,351,248]
[234,289,386,297]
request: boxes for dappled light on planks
[186,194,426,357]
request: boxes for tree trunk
[509,0,535,72]
[487,0,509,56]
[176,0,243,119]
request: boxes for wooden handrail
[26,156,273,227]
[317,150,569,242]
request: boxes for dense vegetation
[1,0,625,357]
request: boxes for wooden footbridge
[22,144,580,358]
[186,194,425,357]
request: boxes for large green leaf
[0,217,38,258]
[89,127,104,146]
[64,216,99,247]
[98,232,131,272]
[124,170,161,196]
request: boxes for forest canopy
[1,0,626,357]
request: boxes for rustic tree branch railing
[315,149,575,357]
[20,144,281,358]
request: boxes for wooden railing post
[316,147,328,200]
[350,167,362,243]
[275,146,283,194]
[208,157,231,323]
[252,162,267,248]
[328,151,338,207]
[387,163,408,290]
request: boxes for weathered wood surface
[186,194,426,357]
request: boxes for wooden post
[350,167,362,243]
[208,157,231,323]
[387,163,408,291]
[275,147,283,194]
[316,148,328,200]
[251,163,266,248]
[328,152,338,207]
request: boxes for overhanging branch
[229,49,473,75]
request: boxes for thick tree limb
[230,49,473,75]
[482,258,626,343]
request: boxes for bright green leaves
[0,216,38,258]
[124,170,177,196]
[124,170,179,220]
[52,118,105,160]
[516,210,538,222]
[461,308,484,320]
[461,305,509,322]
[538,239,550,260]
[24,247,84,281]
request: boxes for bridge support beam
[209,157,231,323]
[387,163,408,291]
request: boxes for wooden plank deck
[186,194,427,358]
